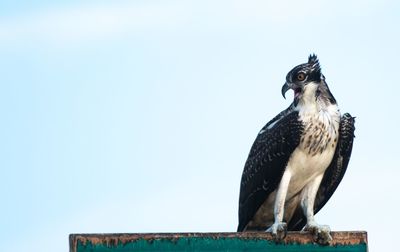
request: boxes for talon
[317,226,333,245]
[267,222,287,242]
[302,223,332,245]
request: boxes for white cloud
[0,0,389,47]
[0,3,189,46]
[231,0,388,23]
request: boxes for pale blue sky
[0,1,399,251]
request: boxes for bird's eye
[296,72,306,81]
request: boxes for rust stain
[70,231,367,251]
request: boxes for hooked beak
[281,82,290,99]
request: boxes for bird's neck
[295,81,337,112]
[295,81,340,126]
[298,82,319,108]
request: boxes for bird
[237,54,355,245]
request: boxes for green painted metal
[70,232,368,252]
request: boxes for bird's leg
[267,170,292,241]
[301,174,332,245]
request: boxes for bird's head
[281,54,325,105]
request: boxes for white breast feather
[287,84,340,199]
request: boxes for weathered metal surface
[70,231,368,252]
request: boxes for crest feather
[308,53,321,74]
[308,54,319,65]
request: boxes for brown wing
[238,107,304,231]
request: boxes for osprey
[237,55,355,244]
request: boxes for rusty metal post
[70,231,367,251]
